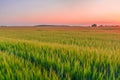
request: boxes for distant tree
[115,25,119,27]
[0,25,7,27]
[99,25,103,27]
[92,24,97,27]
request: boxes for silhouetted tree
[92,24,97,27]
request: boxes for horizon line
[0,24,120,27]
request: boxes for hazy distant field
[0,26,120,80]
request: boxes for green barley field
[0,26,120,80]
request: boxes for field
[0,26,120,80]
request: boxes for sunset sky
[1,0,120,26]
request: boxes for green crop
[0,27,119,80]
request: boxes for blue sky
[1,0,120,26]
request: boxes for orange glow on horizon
[9,11,120,25]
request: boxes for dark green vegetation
[0,27,120,80]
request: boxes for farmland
[0,26,120,80]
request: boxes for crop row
[0,38,119,80]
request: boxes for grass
[0,27,119,80]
